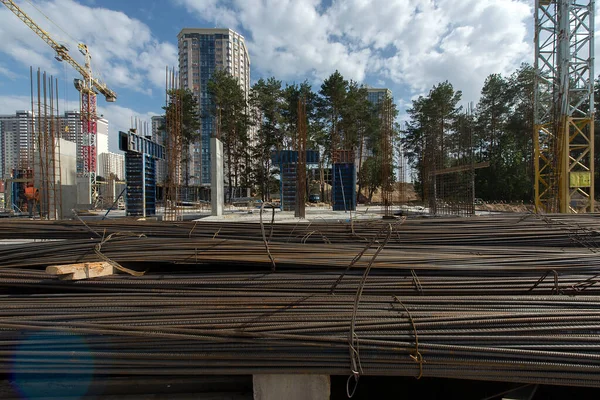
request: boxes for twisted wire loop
[394,296,424,380]
[259,202,277,271]
[188,221,198,238]
[331,223,390,294]
[571,274,600,293]
[94,232,146,277]
[347,224,393,397]
[72,209,101,238]
[528,269,561,295]
[411,269,423,295]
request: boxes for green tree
[281,81,317,149]
[403,81,462,202]
[208,70,249,201]
[250,77,283,200]
[473,65,534,202]
[474,73,512,199]
[318,71,348,158]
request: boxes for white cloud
[0,64,19,80]
[176,0,533,104]
[0,95,33,113]
[177,0,373,82]
[173,0,240,31]
[0,0,177,95]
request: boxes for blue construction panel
[280,162,297,211]
[11,180,21,213]
[332,163,356,211]
[144,155,157,216]
[271,150,319,164]
[125,152,156,217]
[119,131,165,159]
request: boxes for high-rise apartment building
[178,28,250,185]
[359,88,394,163]
[366,88,392,106]
[98,152,124,181]
[0,111,35,179]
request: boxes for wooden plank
[46,262,114,280]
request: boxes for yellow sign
[570,172,592,188]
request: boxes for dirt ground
[362,182,418,204]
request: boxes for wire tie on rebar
[347,225,392,387]
[286,219,306,243]
[330,223,388,294]
[411,269,424,295]
[571,274,599,293]
[94,232,145,277]
[528,269,561,295]
[552,269,560,294]
[517,212,534,223]
[72,209,101,238]
[188,221,198,238]
[394,296,424,380]
[346,371,360,398]
[301,231,330,244]
[212,228,221,240]
[259,202,277,272]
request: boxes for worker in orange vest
[24,182,40,218]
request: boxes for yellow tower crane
[534,0,595,213]
[1,0,117,205]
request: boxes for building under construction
[1,0,600,399]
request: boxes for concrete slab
[253,375,329,400]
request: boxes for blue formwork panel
[272,150,319,212]
[280,162,297,211]
[125,152,156,217]
[144,155,156,216]
[271,150,320,165]
[332,163,356,211]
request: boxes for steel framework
[2,0,117,206]
[534,0,595,213]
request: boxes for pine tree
[207,70,249,201]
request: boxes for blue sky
[0,0,538,152]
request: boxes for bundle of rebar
[1,214,600,389]
[1,276,600,388]
[1,213,598,248]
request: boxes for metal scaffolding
[534,0,595,213]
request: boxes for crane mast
[534,0,595,213]
[1,0,117,205]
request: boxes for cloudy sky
[0,0,539,152]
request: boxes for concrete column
[210,137,224,216]
[253,374,330,400]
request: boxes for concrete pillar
[253,374,330,400]
[210,137,224,216]
[76,176,92,207]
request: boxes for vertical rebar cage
[535,0,595,213]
